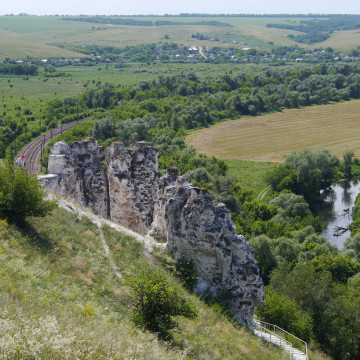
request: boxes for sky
[1,0,360,16]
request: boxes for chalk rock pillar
[106,141,159,233]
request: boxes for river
[315,180,360,250]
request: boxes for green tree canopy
[0,161,56,221]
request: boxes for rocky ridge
[42,138,264,328]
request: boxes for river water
[315,180,360,250]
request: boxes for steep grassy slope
[0,206,329,359]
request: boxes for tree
[125,267,197,338]
[270,193,311,224]
[344,233,360,257]
[265,164,297,193]
[343,149,354,180]
[90,116,118,140]
[267,148,339,204]
[249,235,277,284]
[0,161,56,221]
[257,288,313,342]
[309,254,360,283]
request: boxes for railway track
[20,119,87,174]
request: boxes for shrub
[0,161,56,221]
[125,267,197,338]
[175,255,197,291]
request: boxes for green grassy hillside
[0,205,329,359]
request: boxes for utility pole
[40,142,43,173]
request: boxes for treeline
[62,16,153,26]
[160,14,342,18]
[0,64,38,76]
[80,62,360,122]
[267,15,360,44]
[61,16,230,27]
[154,20,230,26]
[61,43,181,62]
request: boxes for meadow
[186,100,360,162]
[224,159,276,197]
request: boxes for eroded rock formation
[150,167,264,328]
[43,138,264,328]
[44,138,109,217]
[106,141,158,234]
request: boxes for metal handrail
[256,323,292,347]
[254,319,308,360]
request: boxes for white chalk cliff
[42,138,264,328]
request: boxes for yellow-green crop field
[186,100,360,162]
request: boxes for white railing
[254,319,308,360]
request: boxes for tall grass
[0,208,328,359]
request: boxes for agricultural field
[186,99,360,162]
[0,15,360,61]
[312,29,360,51]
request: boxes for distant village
[4,42,360,67]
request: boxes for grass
[186,100,360,162]
[309,29,360,51]
[0,207,329,359]
[224,159,276,198]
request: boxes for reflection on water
[315,180,360,250]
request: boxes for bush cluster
[125,267,197,338]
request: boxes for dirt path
[199,46,207,59]
[48,194,163,278]
[257,185,271,201]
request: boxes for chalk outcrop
[44,139,264,328]
[44,138,109,217]
[150,168,264,328]
[106,141,158,234]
